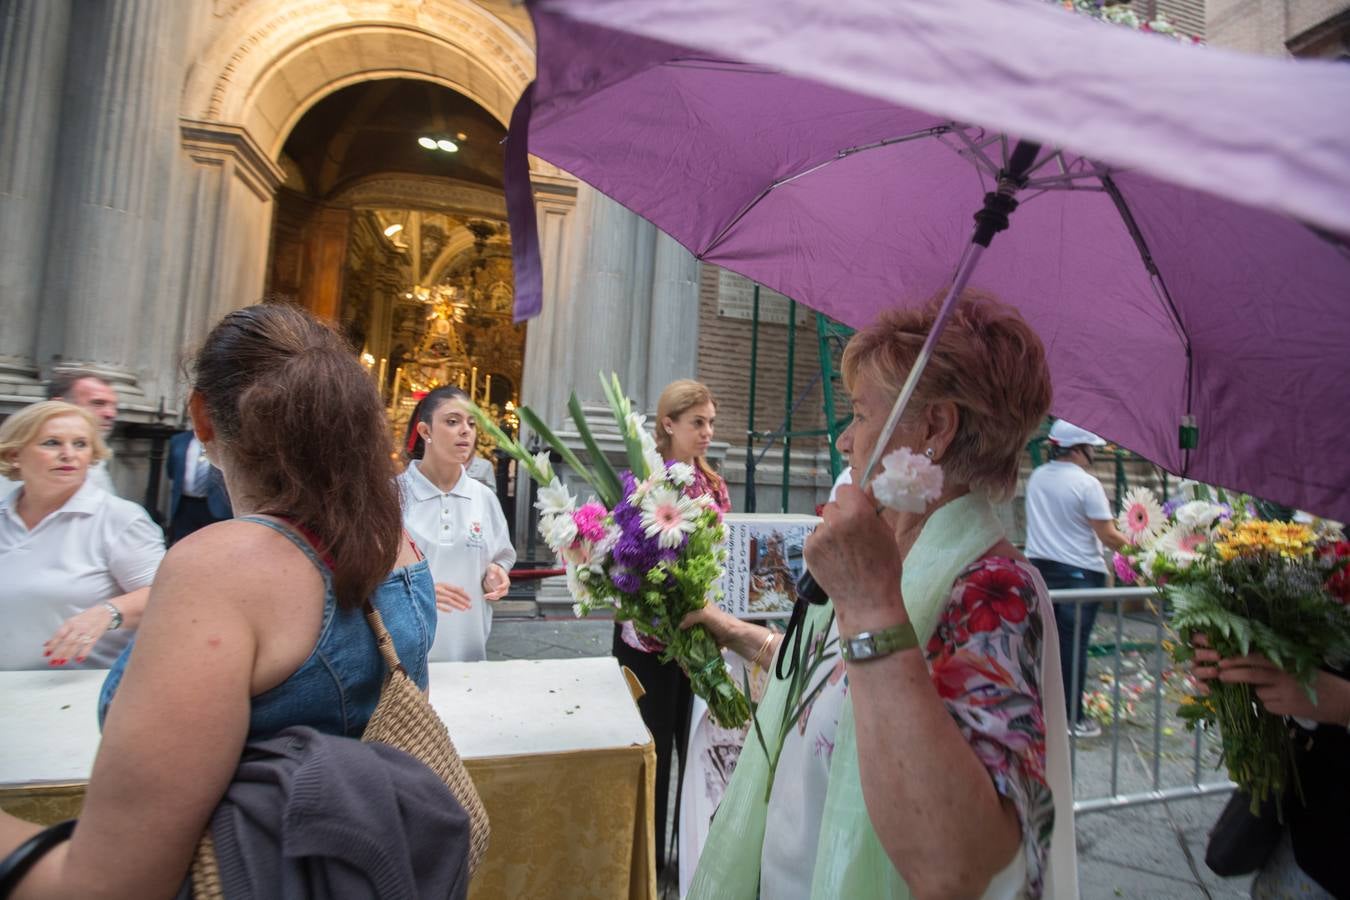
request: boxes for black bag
[1205,789,1281,877]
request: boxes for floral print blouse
[926,555,1054,896]
[761,554,1053,898]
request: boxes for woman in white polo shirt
[399,387,514,662]
[0,401,165,669]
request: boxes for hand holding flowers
[1119,483,1350,815]
[471,374,749,728]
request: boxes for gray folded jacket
[180,726,470,899]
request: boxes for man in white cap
[1024,419,1128,739]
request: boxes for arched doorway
[263,78,525,451]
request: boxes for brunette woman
[0,303,437,897]
[613,378,730,872]
[400,387,514,662]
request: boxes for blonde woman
[613,378,731,872]
[0,401,163,669]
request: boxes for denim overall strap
[234,515,332,585]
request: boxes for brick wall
[695,264,834,460]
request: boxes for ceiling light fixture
[417,136,438,150]
[383,223,404,237]
[436,138,458,153]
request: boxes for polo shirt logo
[466,521,485,547]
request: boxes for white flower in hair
[871,448,944,514]
[535,478,576,516]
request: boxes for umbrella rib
[700,125,953,257]
[1101,173,1197,473]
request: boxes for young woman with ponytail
[0,303,438,898]
[612,378,731,873]
[399,387,514,662]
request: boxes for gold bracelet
[750,631,776,669]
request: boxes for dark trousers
[170,496,221,545]
[612,625,693,872]
[1029,558,1106,725]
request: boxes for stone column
[565,188,641,408]
[173,121,286,353]
[0,0,71,389]
[645,230,702,407]
[36,0,185,399]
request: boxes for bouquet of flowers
[472,374,750,729]
[1114,483,1350,815]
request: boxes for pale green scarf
[688,493,1006,899]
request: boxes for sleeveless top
[98,516,437,740]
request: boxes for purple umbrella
[505,0,1350,519]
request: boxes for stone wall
[1208,0,1350,56]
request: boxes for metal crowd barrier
[1050,586,1235,815]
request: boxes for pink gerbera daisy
[1117,487,1165,547]
[640,486,699,549]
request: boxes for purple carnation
[611,567,641,594]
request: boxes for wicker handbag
[190,604,490,898]
[358,603,491,871]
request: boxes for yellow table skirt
[466,743,656,900]
[0,742,656,900]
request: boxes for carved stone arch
[182,1,536,154]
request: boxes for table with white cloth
[0,658,656,900]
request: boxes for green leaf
[567,391,623,507]
[468,403,546,482]
[601,372,652,479]
[516,405,607,500]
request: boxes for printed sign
[715,513,821,620]
[716,269,811,326]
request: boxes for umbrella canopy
[506,0,1350,519]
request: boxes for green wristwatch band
[839,620,920,662]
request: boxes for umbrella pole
[854,240,986,488]
[853,138,1042,489]
[786,140,1041,621]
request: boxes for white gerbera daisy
[640,485,700,549]
[1153,525,1208,568]
[535,478,575,516]
[1117,487,1165,548]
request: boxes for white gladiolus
[532,450,554,483]
[535,478,575,516]
[643,448,665,479]
[540,512,578,550]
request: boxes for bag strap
[0,819,75,896]
[362,602,405,675]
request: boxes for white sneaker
[1070,719,1102,739]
